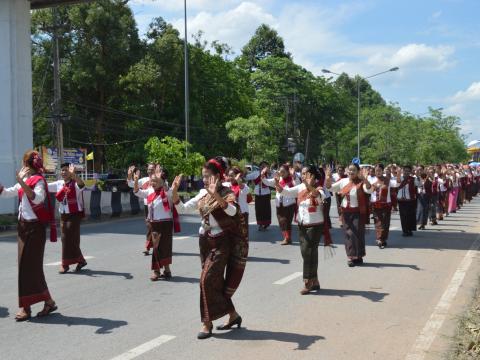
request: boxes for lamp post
[184,0,189,157]
[322,67,399,161]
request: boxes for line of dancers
[1,149,479,340]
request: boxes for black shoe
[75,261,87,272]
[419,225,425,230]
[347,260,355,267]
[402,232,408,237]
[353,258,364,265]
[407,231,413,237]
[197,326,213,340]
[216,316,242,330]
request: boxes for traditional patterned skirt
[416,194,430,226]
[144,205,153,250]
[60,213,85,266]
[199,232,235,323]
[150,220,173,270]
[298,224,323,280]
[448,188,458,213]
[17,220,51,308]
[255,194,271,226]
[372,205,391,242]
[276,204,295,231]
[342,211,366,259]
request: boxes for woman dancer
[172,157,248,339]
[0,150,58,321]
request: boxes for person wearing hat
[48,162,87,274]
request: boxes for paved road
[0,198,479,360]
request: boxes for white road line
[390,226,400,231]
[45,256,95,266]
[405,235,480,360]
[174,235,194,240]
[109,335,176,360]
[273,272,303,285]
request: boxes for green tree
[144,136,205,177]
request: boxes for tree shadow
[312,288,389,302]
[0,307,9,318]
[30,313,128,334]
[213,328,325,350]
[70,269,133,280]
[360,262,420,270]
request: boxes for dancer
[172,157,248,339]
[275,164,331,294]
[326,164,373,267]
[128,163,156,255]
[134,166,179,281]
[262,164,298,245]
[48,163,87,273]
[0,150,57,321]
[395,165,419,237]
[223,166,251,236]
[245,161,272,231]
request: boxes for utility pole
[184,0,189,157]
[304,129,310,161]
[52,7,64,173]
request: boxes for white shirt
[245,171,271,196]
[48,180,85,214]
[175,188,237,235]
[368,176,397,203]
[262,177,299,207]
[222,182,250,214]
[128,177,150,205]
[0,178,46,220]
[392,177,421,200]
[135,187,173,221]
[280,183,325,225]
[328,178,373,208]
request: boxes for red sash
[254,175,268,188]
[55,180,84,216]
[147,188,180,233]
[279,176,294,188]
[339,180,367,220]
[231,183,241,199]
[18,175,57,242]
[373,177,389,205]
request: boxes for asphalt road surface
[1,198,479,360]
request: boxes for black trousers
[398,200,417,233]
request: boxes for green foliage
[30,4,468,171]
[144,136,205,177]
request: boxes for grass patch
[447,278,480,359]
[0,214,17,226]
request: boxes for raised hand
[207,176,218,195]
[69,164,77,178]
[171,175,183,192]
[133,169,141,182]
[127,165,135,178]
[235,172,243,184]
[325,165,332,178]
[16,167,30,182]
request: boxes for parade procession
[1,1,480,360]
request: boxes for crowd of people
[1,149,479,340]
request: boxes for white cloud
[452,82,480,102]
[170,2,277,53]
[130,0,242,12]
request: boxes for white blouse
[175,189,237,236]
[328,178,373,208]
[0,178,47,220]
[245,171,271,196]
[280,183,325,226]
[135,187,173,222]
[128,177,150,205]
[222,182,250,214]
[368,176,398,203]
[48,180,85,214]
[262,177,299,207]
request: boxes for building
[467,140,480,162]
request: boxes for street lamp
[184,0,189,157]
[322,67,399,161]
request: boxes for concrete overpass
[0,0,91,213]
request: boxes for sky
[129,0,480,144]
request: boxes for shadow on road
[314,288,389,302]
[214,328,325,350]
[360,262,420,270]
[0,306,9,318]
[70,269,133,280]
[169,275,199,284]
[173,252,291,264]
[30,313,128,334]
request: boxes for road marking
[45,256,95,266]
[390,226,400,231]
[274,272,303,285]
[174,235,195,240]
[405,235,480,360]
[109,335,176,360]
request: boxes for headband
[208,159,224,178]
